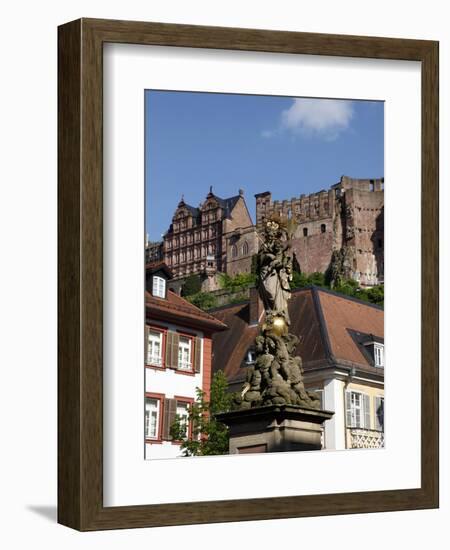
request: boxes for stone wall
[255,176,384,286]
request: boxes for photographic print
[144,90,385,459]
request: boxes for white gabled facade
[144,262,225,460]
[145,320,205,460]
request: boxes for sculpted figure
[236,213,321,410]
[257,217,293,324]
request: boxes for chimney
[249,286,264,326]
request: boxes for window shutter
[345,391,352,427]
[144,325,149,365]
[194,336,202,373]
[165,331,180,369]
[363,394,371,429]
[162,398,177,440]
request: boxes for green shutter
[162,398,177,440]
[194,336,202,373]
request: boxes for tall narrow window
[321,224,326,233]
[152,276,166,298]
[303,227,308,237]
[374,343,384,367]
[176,402,190,438]
[231,244,238,258]
[242,241,249,255]
[375,396,384,431]
[145,397,160,440]
[178,336,192,370]
[148,330,163,366]
[346,391,370,428]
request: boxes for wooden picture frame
[58,18,439,531]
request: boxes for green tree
[170,370,234,456]
[181,274,202,297]
[187,291,218,310]
[218,272,256,290]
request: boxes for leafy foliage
[170,370,234,456]
[181,274,203,297]
[218,272,256,290]
[289,270,326,290]
[289,268,384,307]
[186,291,218,310]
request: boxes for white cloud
[280,98,354,139]
[261,129,275,138]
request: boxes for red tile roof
[318,290,383,366]
[211,287,384,386]
[146,290,227,333]
[145,262,173,278]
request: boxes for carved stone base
[216,405,334,454]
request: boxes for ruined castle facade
[255,176,384,286]
[146,176,384,289]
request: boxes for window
[231,244,238,258]
[245,349,256,365]
[375,396,384,431]
[321,224,326,233]
[147,329,163,366]
[152,276,166,298]
[176,402,190,438]
[346,391,370,428]
[374,343,384,367]
[145,397,161,440]
[303,227,308,237]
[242,241,249,255]
[178,336,192,370]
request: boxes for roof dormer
[145,262,172,299]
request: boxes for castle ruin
[255,176,384,286]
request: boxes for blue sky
[145,90,384,241]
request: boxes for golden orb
[270,316,288,336]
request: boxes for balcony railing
[178,361,192,371]
[347,428,384,449]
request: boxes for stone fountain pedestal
[216,404,334,454]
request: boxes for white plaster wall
[323,378,346,450]
[145,322,204,398]
[145,367,203,399]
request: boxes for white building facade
[145,262,227,460]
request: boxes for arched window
[321,224,326,233]
[231,245,238,258]
[303,228,308,237]
[242,241,249,256]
